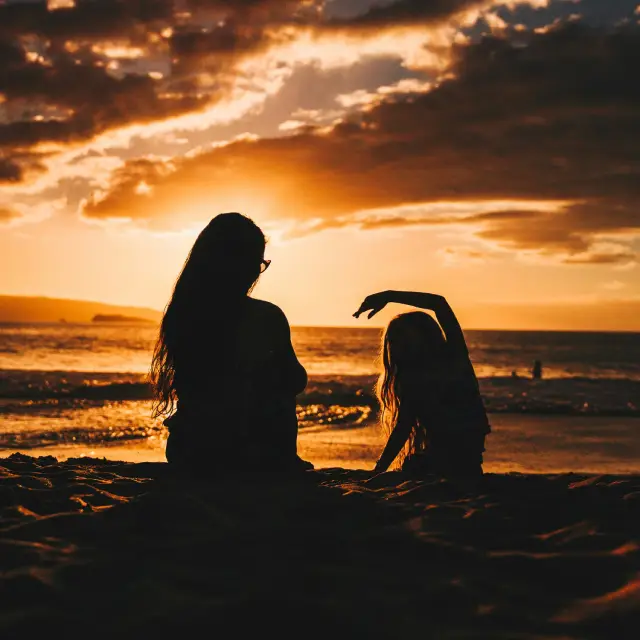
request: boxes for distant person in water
[532,360,543,380]
[150,212,312,472]
[354,291,490,479]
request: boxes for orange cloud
[0,206,21,223]
[1,0,547,186]
[72,23,640,267]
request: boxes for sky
[1,0,639,329]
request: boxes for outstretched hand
[353,291,393,319]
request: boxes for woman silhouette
[151,213,312,471]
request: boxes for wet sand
[5,414,640,475]
[1,453,638,638]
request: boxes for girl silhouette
[151,212,312,471]
[354,290,490,478]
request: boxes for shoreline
[3,414,640,475]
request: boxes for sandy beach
[1,453,638,638]
[6,413,640,476]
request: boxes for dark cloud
[0,1,314,176]
[0,154,23,182]
[326,0,485,30]
[3,0,640,271]
[0,145,48,182]
[168,22,270,76]
[296,204,639,264]
[81,22,640,262]
[0,0,308,41]
[469,204,639,263]
[0,51,206,147]
[0,0,505,168]
[0,1,173,40]
[471,203,640,256]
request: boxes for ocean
[1,323,640,473]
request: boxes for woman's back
[151,213,308,470]
[167,298,307,466]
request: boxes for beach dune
[1,453,638,638]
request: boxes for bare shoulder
[244,298,290,327]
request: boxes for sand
[1,453,638,638]
[5,414,640,475]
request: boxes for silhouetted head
[151,212,269,417]
[178,212,267,298]
[377,312,448,465]
[382,311,446,372]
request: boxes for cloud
[0,147,47,183]
[80,157,176,221]
[562,247,637,266]
[0,1,173,39]
[468,203,639,264]
[325,0,487,30]
[323,0,550,32]
[437,245,497,265]
[4,0,640,276]
[0,0,557,185]
[603,280,626,291]
[0,1,311,174]
[353,204,639,265]
[0,33,208,149]
[285,203,639,264]
[0,206,21,223]
[77,22,640,263]
[0,155,22,182]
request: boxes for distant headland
[92,314,154,324]
[0,295,161,324]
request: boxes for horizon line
[0,319,639,334]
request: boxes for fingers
[354,306,380,320]
[354,295,386,320]
[353,300,370,318]
[354,307,374,319]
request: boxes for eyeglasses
[260,259,271,273]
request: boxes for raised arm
[354,290,468,358]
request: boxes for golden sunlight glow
[92,44,147,59]
[48,0,75,8]
[2,0,638,332]
[134,182,153,196]
[4,23,450,198]
[351,199,571,220]
[6,91,271,196]
[247,26,448,74]
[169,193,277,230]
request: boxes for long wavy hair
[150,212,266,418]
[376,311,448,466]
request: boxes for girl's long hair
[376,311,448,466]
[150,212,266,418]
